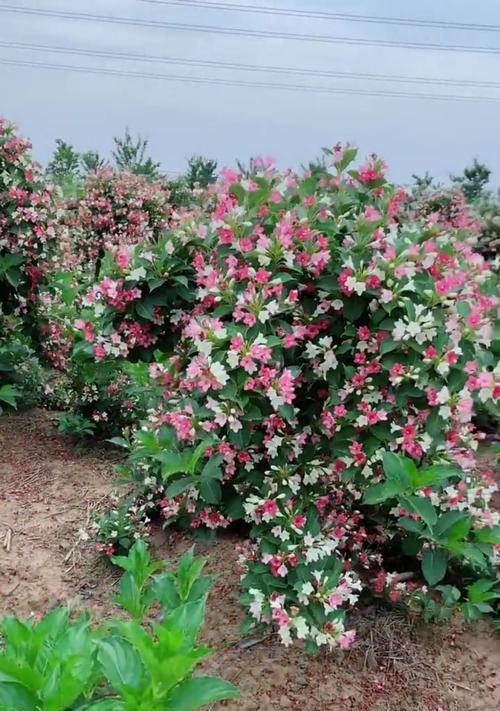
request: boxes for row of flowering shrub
[90,148,499,650]
[1,118,499,651]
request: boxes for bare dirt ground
[1,409,499,711]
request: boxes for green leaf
[0,682,37,711]
[166,598,207,646]
[107,437,129,450]
[421,548,448,586]
[403,496,437,529]
[152,572,180,611]
[83,701,126,711]
[434,511,468,540]
[97,636,145,693]
[410,464,456,489]
[468,579,500,604]
[0,385,18,409]
[398,517,424,535]
[379,340,399,355]
[167,676,239,711]
[199,478,221,504]
[475,525,500,545]
[342,298,365,322]
[201,456,223,480]
[156,452,191,479]
[362,482,397,505]
[166,477,196,498]
[382,452,411,492]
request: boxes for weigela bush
[95,147,499,650]
[0,118,57,312]
[60,168,171,273]
[53,212,207,431]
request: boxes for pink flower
[115,249,131,269]
[339,630,356,649]
[363,206,381,223]
[262,500,279,522]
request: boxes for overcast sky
[1,0,499,186]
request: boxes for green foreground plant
[0,541,239,711]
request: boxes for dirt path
[1,409,499,711]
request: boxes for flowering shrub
[59,168,171,274]
[1,115,498,652]
[0,118,56,312]
[93,146,499,650]
[53,213,207,432]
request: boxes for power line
[138,0,500,33]
[1,4,500,54]
[2,57,500,102]
[3,39,500,89]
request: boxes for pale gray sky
[1,0,499,185]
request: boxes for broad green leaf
[97,637,145,693]
[398,517,423,535]
[362,482,397,505]
[475,526,500,545]
[0,682,37,711]
[422,548,448,586]
[468,579,500,604]
[201,456,223,480]
[152,573,180,611]
[166,477,196,498]
[82,701,125,711]
[410,465,456,489]
[0,385,18,409]
[167,676,239,711]
[0,659,41,691]
[403,495,437,529]
[382,452,411,492]
[199,478,221,504]
[155,452,191,478]
[165,598,207,646]
[434,511,469,540]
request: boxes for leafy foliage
[0,542,239,711]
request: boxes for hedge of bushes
[1,120,499,650]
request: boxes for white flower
[293,616,309,639]
[436,386,450,404]
[226,350,240,368]
[209,361,229,386]
[392,320,406,341]
[278,626,292,646]
[346,276,366,295]
[406,321,421,338]
[305,341,320,359]
[127,267,147,280]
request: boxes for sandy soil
[1,409,499,711]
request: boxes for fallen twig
[0,581,19,597]
[0,521,13,552]
[236,634,271,650]
[448,681,473,693]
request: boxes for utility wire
[2,57,500,102]
[138,0,500,33]
[1,4,500,54]
[3,39,500,89]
